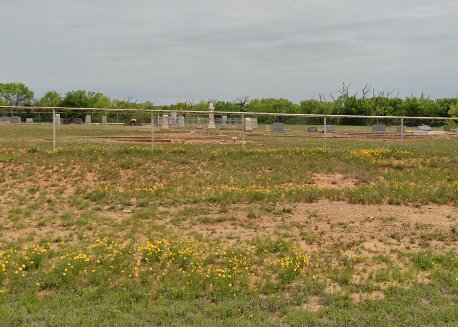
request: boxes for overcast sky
[1,0,457,104]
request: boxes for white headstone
[197,117,202,129]
[85,115,91,125]
[26,118,33,123]
[178,116,185,128]
[162,115,169,129]
[244,118,253,131]
[208,103,216,129]
[413,130,428,136]
[418,125,432,131]
[101,116,108,125]
[221,115,227,128]
[170,111,177,127]
[55,114,61,124]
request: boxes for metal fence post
[52,109,56,152]
[324,116,327,148]
[151,111,155,149]
[242,114,245,150]
[400,117,404,145]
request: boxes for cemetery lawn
[0,125,457,326]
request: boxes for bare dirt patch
[311,173,357,189]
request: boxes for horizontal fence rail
[1,105,457,152]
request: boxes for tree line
[1,82,457,118]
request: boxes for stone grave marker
[221,116,227,128]
[169,111,177,128]
[101,116,108,125]
[272,122,284,133]
[244,118,253,131]
[55,114,61,124]
[413,129,429,136]
[325,125,336,133]
[72,118,83,124]
[85,115,91,125]
[63,118,72,124]
[26,118,33,123]
[418,125,432,131]
[252,118,258,129]
[0,116,11,124]
[178,116,185,128]
[208,103,216,130]
[162,115,170,129]
[9,116,21,123]
[308,126,318,133]
[372,125,386,133]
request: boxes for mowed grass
[0,124,457,326]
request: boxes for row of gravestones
[156,115,259,131]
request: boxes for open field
[0,125,457,326]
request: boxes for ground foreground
[0,126,457,326]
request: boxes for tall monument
[208,103,216,130]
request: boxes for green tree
[61,90,111,108]
[449,102,458,117]
[38,91,62,107]
[0,82,34,106]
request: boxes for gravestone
[63,118,72,124]
[101,116,108,125]
[221,116,227,128]
[197,117,202,129]
[308,126,318,133]
[372,125,386,133]
[55,114,61,124]
[244,118,253,131]
[455,129,458,138]
[413,129,429,136]
[72,118,83,124]
[265,125,271,132]
[26,118,33,123]
[325,125,336,133]
[85,115,91,125]
[252,118,258,129]
[169,111,177,128]
[0,116,11,124]
[162,115,169,129]
[10,116,21,123]
[178,116,185,128]
[272,122,284,133]
[208,103,216,130]
[418,125,432,131]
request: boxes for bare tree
[337,82,351,97]
[361,84,371,99]
[186,99,195,109]
[233,96,249,111]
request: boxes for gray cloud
[1,0,457,103]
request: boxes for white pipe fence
[1,105,457,151]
